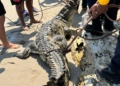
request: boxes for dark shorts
[0,1,6,16]
[10,0,23,5]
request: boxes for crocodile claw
[16,47,31,59]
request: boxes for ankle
[3,42,11,48]
[22,24,26,27]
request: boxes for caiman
[16,0,79,86]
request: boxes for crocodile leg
[52,35,67,49]
[16,42,39,59]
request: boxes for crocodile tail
[46,72,69,86]
[58,51,70,86]
[46,50,70,86]
[46,73,69,86]
[61,53,70,86]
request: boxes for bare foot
[31,20,42,24]
[4,42,20,49]
[22,26,29,31]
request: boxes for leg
[97,32,120,84]
[21,0,29,16]
[17,42,39,59]
[110,33,120,72]
[0,16,20,49]
[21,1,25,11]
[0,1,20,49]
[82,0,87,10]
[86,0,102,36]
[16,4,25,26]
[25,0,42,23]
[109,0,120,66]
[15,3,29,30]
[104,0,119,31]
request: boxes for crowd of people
[0,0,120,84]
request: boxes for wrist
[97,0,110,5]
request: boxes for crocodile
[16,0,79,86]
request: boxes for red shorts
[10,0,23,5]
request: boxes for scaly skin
[17,0,80,86]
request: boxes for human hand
[88,3,108,19]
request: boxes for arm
[89,0,110,19]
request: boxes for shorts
[0,1,6,16]
[10,0,23,5]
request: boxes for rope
[105,4,120,22]
[5,1,120,52]
[66,17,93,50]
[66,4,120,50]
[46,3,120,52]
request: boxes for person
[11,0,42,30]
[88,0,120,84]
[0,0,20,49]
[21,0,39,17]
[85,0,119,36]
